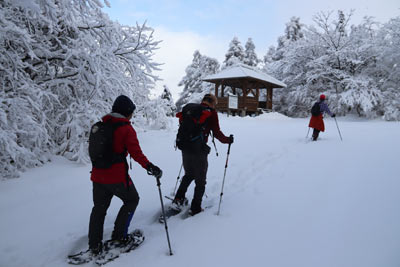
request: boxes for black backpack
[311,102,321,116]
[88,121,129,169]
[176,103,212,153]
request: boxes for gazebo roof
[202,64,286,89]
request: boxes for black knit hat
[112,95,136,117]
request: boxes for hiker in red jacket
[88,95,162,256]
[309,94,336,141]
[172,94,234,216]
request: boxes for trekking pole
[306,127,311,139]
[334,117,343,141]
[171,163,183,197]
[217,136,233,216]
[155,177,173,256]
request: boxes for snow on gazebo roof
[203,63,286,88]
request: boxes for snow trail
[1,114,399,267]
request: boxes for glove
[332,113,336,118]
[146,163,162,179]
[228,134,234,144]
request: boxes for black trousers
[312,129,320,140]
[175,150,208,212]
[88,182,139,249]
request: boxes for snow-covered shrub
[133,98,173,130]
[337,78,383,117]
[381,88,400,121]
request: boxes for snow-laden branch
[0,0,165,178]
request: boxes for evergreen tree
[222,37,245,69]
[273,16,305,61]
[244,38,260,67]
[175,51,220,110]
[285,16,304,42]
[160,85,176,117]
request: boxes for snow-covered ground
[1,114,399,267]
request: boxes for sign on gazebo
[228,94,238,109]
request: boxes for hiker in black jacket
[173,94,233,215]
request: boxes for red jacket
[202,105,230,144]
[90,114,150,184]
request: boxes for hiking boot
[109,235,134,248]
[189,202,204,216]
[171,197,188,212]
[107,230,144,251]
[188,207,204,216]
[89,242,103,257]
[106,236,133,252]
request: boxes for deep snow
[1,114,399,267]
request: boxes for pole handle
[227,135,233,155]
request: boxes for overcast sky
[103,0,399,101]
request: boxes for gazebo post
[256,87,260,113]
[242,80,248,116]
[215,82,219,97]
[267,87,273,110]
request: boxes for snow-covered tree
[175,51,220,110]
[222,37,245,69]
[263,11,400,119]
[244,38,260,67]
[285,16,304,42]
[271,16,305,62]
[376,16,400,120]
[0,0,163,178]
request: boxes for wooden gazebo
[203,64,286,115]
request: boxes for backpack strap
[108,121,130,164]
[198,109,212,124]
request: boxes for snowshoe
[181,204,213,220]
[67,229,144,266]
[96,229,145,265]
[67,249,98,265]
[188,207,204,216]
[158,197,188,223]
